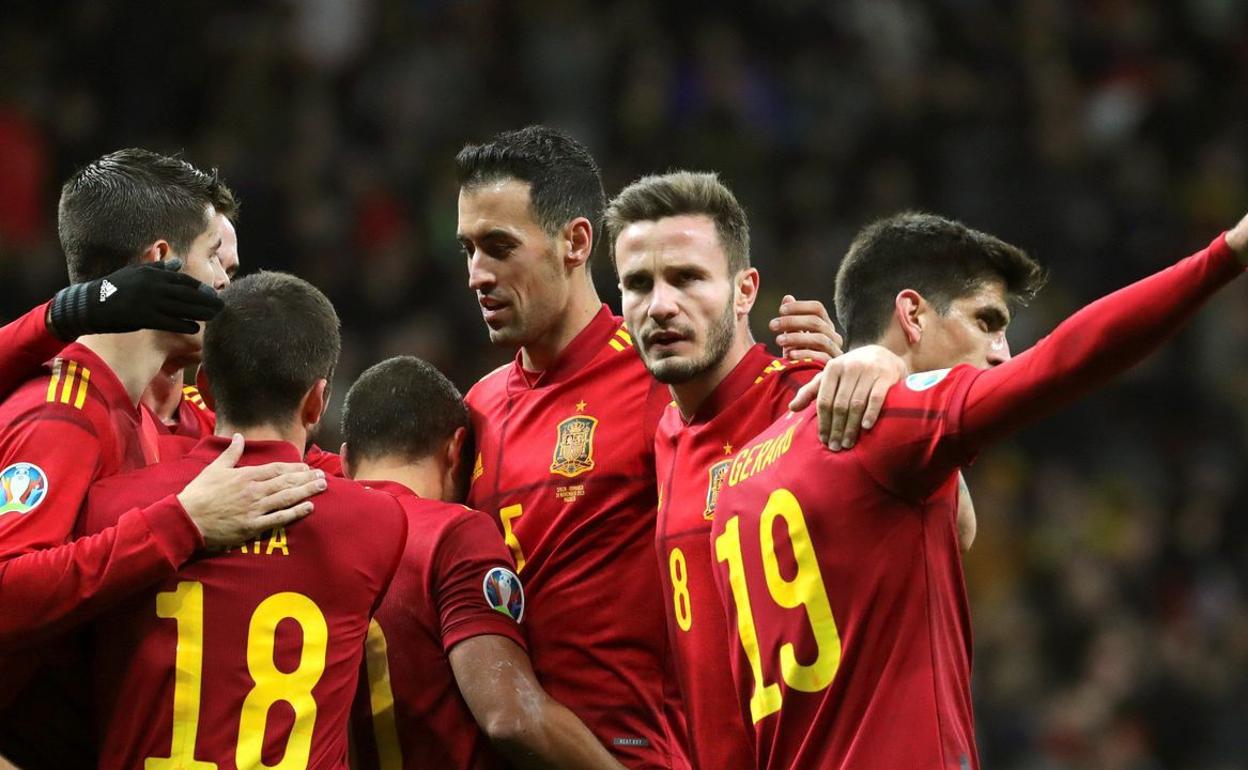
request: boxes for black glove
[48,259,224,340]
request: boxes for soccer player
[341,356,625,770]
[607,171,925,769]
[710,212,1248,769]
[81,272,408,770]
[455,126,842,767]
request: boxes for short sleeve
[432,510,528,653]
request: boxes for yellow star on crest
[723,442,734,455]
[575,399,588,412]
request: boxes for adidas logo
[99,280,118,302]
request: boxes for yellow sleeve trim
[45,358,92,409]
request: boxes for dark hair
[835,212,1046,347]
[58,148,238,283]
[204,272,340,428]
[456,125,606,242]
[605,171,750,274]
[342,356,469,465]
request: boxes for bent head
[455,126,605,349]
[834,212,1046,371]
[340,356,470,502]
[608,171,757,384]
[204,272,341,435]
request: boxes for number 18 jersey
[80,436,407,770]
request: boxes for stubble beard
[644,298,736,385]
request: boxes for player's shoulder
[0,358,109,431]
[466,361,512,406]
[180,385,211,413]
[752,355,822,394]
[882,364,980,411]
[324,475,406,520]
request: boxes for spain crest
[703,459,731,519]
[550,415,598,478]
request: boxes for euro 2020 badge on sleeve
[0,462,49,516]
[483,566,525,622]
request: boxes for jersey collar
[359,478,418,499]
[509,304,620,389]
[686,343,777,425]
[186,435,304,466]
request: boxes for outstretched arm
[451,635,627,770]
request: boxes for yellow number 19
[714,489,841,724]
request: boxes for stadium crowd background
[1,2,1246,768]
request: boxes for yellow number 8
[669,547,693,631]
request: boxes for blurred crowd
[1,1,1246,767]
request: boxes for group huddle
[0,125,1243,770]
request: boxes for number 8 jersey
[80,436,408,770]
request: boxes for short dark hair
[605,171,750,274]
[58,148,238,283]
[456,125,606,242]
[835,212,1046,347]
[342,356,468,465]
[204,272,340,429]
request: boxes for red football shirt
[0,301,63,400]
[149,384,219,460]
[350,480,528,770]
[81,436,407,770]
[710,233,1243,769]
[466,305,681,769]
[655,345,820,770]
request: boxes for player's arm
[0,303,67,403]
[0,433,321,650]
[788,344,909,449]
[449,636,626,770]
[957,473,976,552]
[957,228,1246,451]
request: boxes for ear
[563,217,594,270]
[339,442,355,479]
[138,241,171,265]
[300,379,329,429]
[444,426,467,478]
[734,267,760,317]
[195,366,216,411]
[894,289,925,345]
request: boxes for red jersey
[0,301,63,400]
[81,436,407,770]
[655,345,820,770]
[710,234,1243,770]
[149,384,218,460]
[350,480,528,770]
[466,305,680,769]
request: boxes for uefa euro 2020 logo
[0,462,48,516]
[483,566,525,622]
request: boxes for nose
[212,261,229,292]
[648,281,678,322]
[467,251,494,293]
[987,333,1011,366]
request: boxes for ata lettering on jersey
[703,460,731,520]
[0,462,48,515]
[483,566,525,622]
[905,368,951,391]
[550,415,598,478]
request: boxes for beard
[642,297,736,385]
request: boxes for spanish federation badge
[550,415,598,478]
[703,459,732,520]
[0,463,49,516]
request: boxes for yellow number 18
[714,488,841,724]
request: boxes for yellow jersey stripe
[46,360,63,403]
[59,361,79,404]
[73,368,91,409]
[608,339,626,352]
[365,621,403,770]
[615,328,633,345]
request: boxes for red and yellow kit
[80,437,407,770]
[465,305,680,769]
[351,480,528,770]
[147,384,218,460]
[655,344,819,770]
[0,301,63,400]
[710,234,1242,769]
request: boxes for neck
[352,457,447,501]
[670,324,756,420]
[876,327,921,372]
[78,332,172,406]
[520,274,601,371]
[142,366,186,424]
[215,419,307,454]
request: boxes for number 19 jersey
[81,436,408,770]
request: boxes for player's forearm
[0,302,65,402]
[0,497,200,650]
[962,232,1244,446]
[487,700,626,770]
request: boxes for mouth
[643,328,690,353]
[479,296,511,325]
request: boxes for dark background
[1,2,1246,767]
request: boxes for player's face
[216,214,240,280]
[458,180,567,348]
[162,207,232,361]
[616,214,739,384]
[921,280,1012,370]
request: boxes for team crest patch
[703,460,731,520]
[550,415,598,478]
[905,368,951,391]
[0,463,48,516]
[483,566,525,622]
